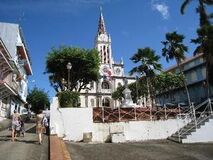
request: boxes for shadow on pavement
[0,138,11,142]
[26,126,36,133]
[15,139,38,144]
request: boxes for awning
[0,80,17,99]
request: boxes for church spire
[97,6,106,35]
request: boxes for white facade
[0,22,32,118]
[80,9,135,108]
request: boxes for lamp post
[66,62,72,90]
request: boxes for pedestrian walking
[20,117,25,137]
[11,110,20,142]
[14,117,22,137]
[36,110,45,144]
[42,115,49,135]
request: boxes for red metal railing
[93,106,184,123]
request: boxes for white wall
[182,118,213,143]
[50,97,93,141]
[92,119,188,142]
[51,97,190,142]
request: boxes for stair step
[171,133,188,139]
[167,136,182,143]
[180,128,196,133]
[167,100,213,143]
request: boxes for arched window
[102,98,110,107]
[102,81,110,89]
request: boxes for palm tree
[129,47,162,108]
[180,0,213,97]
[180,0,213,26]
[129,47,162,77]
[192,25,213,97]
[161,31,192,106]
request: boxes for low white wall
[92,119,188,142]
[182,118,213,143]
[50,97,188,142]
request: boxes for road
[66,140,213,160]
[0,122,48,160]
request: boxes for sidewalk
[50,135,72,160]
[0,118,11,131]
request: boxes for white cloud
[151,1,170,20]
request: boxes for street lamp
[66,62,72,90]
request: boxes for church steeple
[97,7,107,35]
[95,7,113,66]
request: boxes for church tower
[79,7,135,109]
[95,7,113,67]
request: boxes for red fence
[93,106,183,123]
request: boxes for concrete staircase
[168,98,213,143]
[168,115,213,143]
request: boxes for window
[102,81,109,89]
[102,98,110,107]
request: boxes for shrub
[57,91,80,108]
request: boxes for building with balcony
[156,52,213,105]
[79,9,135,108]
[0,22,32,119]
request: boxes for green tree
[129,47,162,77]
[112,72,184,104]
[27,87,50,114]
[112,85,125,101]
[180,0,213,96]
[57,91,80,108]
[180,0,213,26]
[153,72,185,104]
[129,47,162,106]
[161,31,191,105]
[45,46,100,93]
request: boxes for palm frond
[180,0,192,14]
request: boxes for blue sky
[0,0,208,99]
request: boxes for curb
[50,135,71,160]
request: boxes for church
[79,9,135,108]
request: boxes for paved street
[66,140,213,160]
[0,122,48,160]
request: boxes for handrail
[177,98,213,142]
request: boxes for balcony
[0,80,18,99]
[17,42,32,75]
[0,39,13,80]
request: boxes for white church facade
[79,9,135,108]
